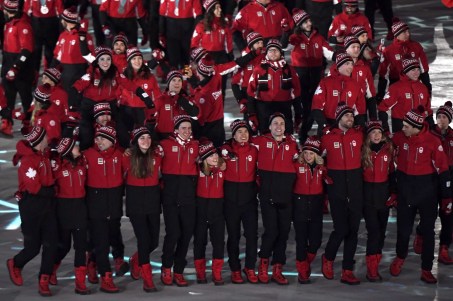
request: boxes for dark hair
[91,60,118,87]
[129,142,155,179]
[124,61,151,80]
[203,6,226,32]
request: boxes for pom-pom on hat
[366,120,384,135]
[292,8,310,27]
[335,101,354,123]
[126,47,142,62]
[57,138,76,157]
[95,125,116,144]
[437,101,453,123]
[93,102,111,119]
[230,119,249,136]
[62,7,78,23]
[199,137,217,161]
[34,84,52,104]
[130,126,150,145]
[43,68,61,84]
[302,136,321,155]
[404,105,426,130]
[26,126,46,147]
[173,114,192,129]
[335,52,353,69]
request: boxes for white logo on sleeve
[314,86,323,95]
[26,167,37,179]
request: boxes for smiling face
[405,67,420,81]
[205,152,219,166]
[95,136,113,151]
[368,129,383,144]
[113,41,126,55]
[233,127,249,143]
[131,55,143,71]
[303,150,316,164]
[338,112,354,130]
[213,4,222,17]
[98,54,112,72]
[269,116,285,139]
[138,133,152,152]
[346,43,361,59]
[267,47,281,61]
[176,121,192,140]
[169,77,183,94]
[338,60,354,76]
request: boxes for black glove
[177,95,199,116]
[136,87,154,109]
[377,77,388,101]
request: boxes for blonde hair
[298,150,324,165]
[361,133,394,168]
[30,101,43,126]
[201,156,225,176]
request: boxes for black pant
[295,66,323,142]
[193,214,225,260]
[91,4,105,46]
[117,105,146,148]
[164,18,194,69]
[110,17,139,47]
[306,1,334,39]
[225,201,258,270]
[293,194,324,261]
[365,0,394,34]
[439,210,453,246]
[90,217,122,275]
[259,201,292,265]
[199,118,225,148]
[161,205,196,273]
[61,63,88,109]
[324,198,362,270]
[56,227,88,267]
[363,204,389,255]
[31,16,59,72]
[396,197,438,270]
[14,196,58,276]
[129,213,161,265]
[3,77,33,121]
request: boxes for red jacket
[378,76,432,120]
[197,168,224,198]
[288,30,333,68]
[73,67,127,102]
[48,85,69,122]
[53,156,87,198]
[247,60,301,102]
[23,0,64,18]
[16,140,54,194]
[193,79,223,125]
[312,69,365,120]
[154,91,199,135]
[34,109,61,143]
[233,1,292,41]
[252,133,298,173]
[84,145,124,188]
[362,142,395,183]
[118,73,161,108]
[159,0,202,19]
[112,53,127,72]
[191,18,233,53]
[160,135,199,176]
[100,0,146,19]
[328,10,373,44]
[220,139,257,183]
[432,126,453,167]
[293,162,328,195]
[54,28,95,64]
[321,126,364,170]
[392,126,449,176]
[122,146,163,187]
[231,50,265,88]
[3,15,34,54]
[378,39,429,81]
[329,59,376,98]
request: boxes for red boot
[211,259,224,285]
[420,269,437,284]
[129,252,140,280]
[49,262,60,285]
[6,258,23,286]
[258,258,269,284]
[306,252,316,277]
[340,269,360,285]
[100,272,119,293]
[366,255,380,282]
[160,267,173,285]
[114,257,129,277]
[141,263,157,292]
[231,270,244,284]
[271,264,289,285]
[389,257,405,276]
[438,245,453,265]
[413,234,423,255]
[321,254,334,280]
[194,259,207,284]
[376,253,383,280]
[87,260,99,284]
[39,274,52,296]
[74,266,91,295]
[243,268,258,284]
[173,273,188,287]
[0,119,13,137]
[296,260,310,284]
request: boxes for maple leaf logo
[26,167,37,179]
[314,86,323,95]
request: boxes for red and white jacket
[193,79,223,125]
[252,133,298,173]
[362,142,395,183]
[197,167,224,199]
[160,135,199,176]
[220,139,258,183]
[159,0,202,19]
[54,28,95,64]
[321,126,364,170]
[432,126,453,168]
[231,49,265,89]
[84,145,124,188]
[328,10,373,44]
[33,109,61,143]
[100,0,146,19]
[287,30,333,68]
[191,18,233,53]
[377,75,432,120]
[122,146,163,187]
[53,156,87,198]
[3,15,34,54]
[293,162,328,195]
[118,73,161,108]
[23,0,64,18]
